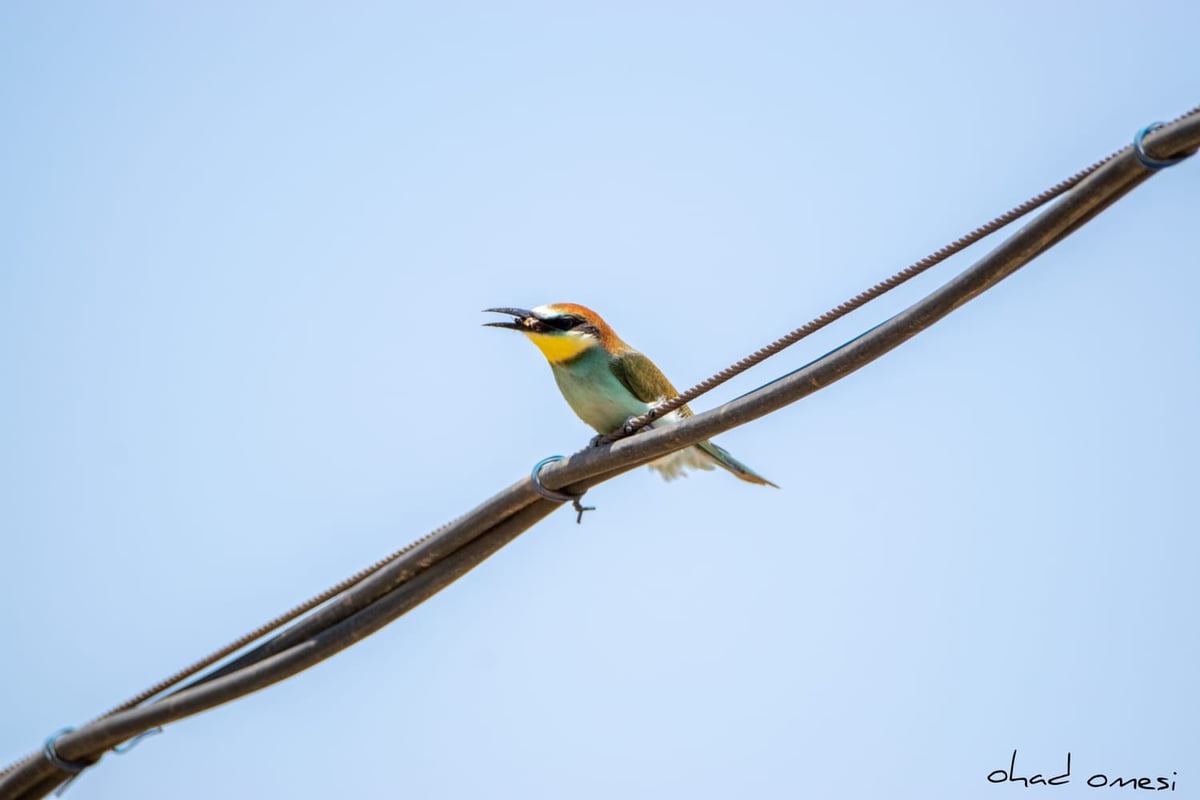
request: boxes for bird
[484,303,777,487]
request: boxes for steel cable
[2,108,1196,800]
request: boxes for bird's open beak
[483,307,537,331]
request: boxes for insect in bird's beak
[483,307,538,331]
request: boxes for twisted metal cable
[3,106,1197,797]
[601,104,1200,443]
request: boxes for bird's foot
[589,415,652,448]
[622,415,654,436]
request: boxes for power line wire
[2,108,1196,800]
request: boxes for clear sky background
[2,3,1197,799]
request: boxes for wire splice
[531,455,595,523]
[1133,122,1188,170]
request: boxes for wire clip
[41,725,164,796]
[1133,122,1188,170]
[43,728,96,797]
[43,729,92,775]
[531,455,595,524]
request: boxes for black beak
[483,307,536,331]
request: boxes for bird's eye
[545,315,582,331]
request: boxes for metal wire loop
[41,730,91,775]
[530,456,578,502]
[40,727,104,796]
[1134,122,1188,170]
[531,456,595,523]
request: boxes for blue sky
[2,3,1197,798]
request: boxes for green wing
[609,351,691,417]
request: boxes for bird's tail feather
[696,440,779,488]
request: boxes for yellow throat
[523,330,594,363]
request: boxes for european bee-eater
[485,303,777,487]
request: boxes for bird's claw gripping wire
[531,455,595,524]
[589,416,653,448]
[621,413,654,436]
